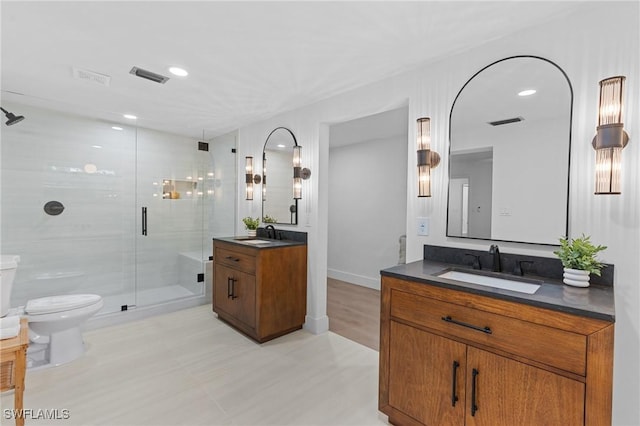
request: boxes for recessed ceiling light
[277,144,286,148]
[169,67,188,77]
[112,126,123,131]
[123,114,137,120]
[518,89,537,97]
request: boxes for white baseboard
[303,314,329,334]
[327,269,380,290]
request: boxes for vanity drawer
[390,289,587,376]
[215,247,256,274]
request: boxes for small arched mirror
[447,56,572,245]
[262,127,298,225]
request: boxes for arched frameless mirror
[447,56,572,245]
[262,127,298,225]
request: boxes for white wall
[234,3,639,423]
[328,135,407,289]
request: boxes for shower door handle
[141,207,148,236]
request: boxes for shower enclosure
[0,101,236,317]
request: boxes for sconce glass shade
[417,118,440,197]
[293,146,302,200]
[593,76,628,195]
[595,147,622,194]
[262,156,267,201]
[245,156,254,200]
[598,76,625,125]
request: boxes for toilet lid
[26,294,102,315]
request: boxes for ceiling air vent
[72,67,111,87]
[488,116,524,126]
[129,66,170,84]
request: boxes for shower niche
[162,179,198,199]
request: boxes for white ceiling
[1,1,591,139]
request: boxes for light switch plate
[417,217,429,236]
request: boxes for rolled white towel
[0,325,20,340]
[0,315,20,329]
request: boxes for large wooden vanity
[379,262,615,426]
[212,237,307,343]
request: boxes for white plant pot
[563,268,590,288]
[247,229,257,237]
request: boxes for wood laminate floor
[1,305,387,426]
[327,278,380,351]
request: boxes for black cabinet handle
[451,360,460,407]
[225,256,240,262]
[441,316,492,334]
[230,278,238,300]
[227,277,233,298]
[141,207,147,236]
[471,368,479,416]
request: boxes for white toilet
[1,255,103,366]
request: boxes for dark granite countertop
[214,236,306,249]
[381,259,615,322]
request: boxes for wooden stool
[1,318,28,426]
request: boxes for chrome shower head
[0,107,25,126]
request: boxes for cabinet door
[389,321,467,426]
[466,347,584,426]
[213,263,256,328]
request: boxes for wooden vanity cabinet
[379,276,614,426]
[212,239,307,343]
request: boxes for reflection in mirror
[447,56,572,245]
[262,127,298,225]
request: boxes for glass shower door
[134,129,210,307]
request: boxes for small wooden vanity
[212,237,307,343]
[379,262,615,426]
[1,318,28,426]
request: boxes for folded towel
[0,315,20,330]
[0,325,20,340]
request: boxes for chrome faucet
[489,244,501,272]
[264,224,276,239]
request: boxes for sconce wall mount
[592,76,630,195]
[245,156,262,200]
[416,117,440,197]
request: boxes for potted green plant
[553,234,606,287]
[242,216,260,237]
[262,215,278,224]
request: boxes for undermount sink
[235,238,274,245]
[436,270,541,294]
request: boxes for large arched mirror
[447,56,572,245]
[262,127,298,225]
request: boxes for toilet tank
[0,255,20,317]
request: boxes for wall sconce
[292,146,311,200]
[245,156,262,200]
[262,153,267,201]
[593,76,629,195]
[416,117,440,197]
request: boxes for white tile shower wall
[1,103,137,310]
[0,103,214,312]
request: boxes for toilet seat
[26,294,102,315]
